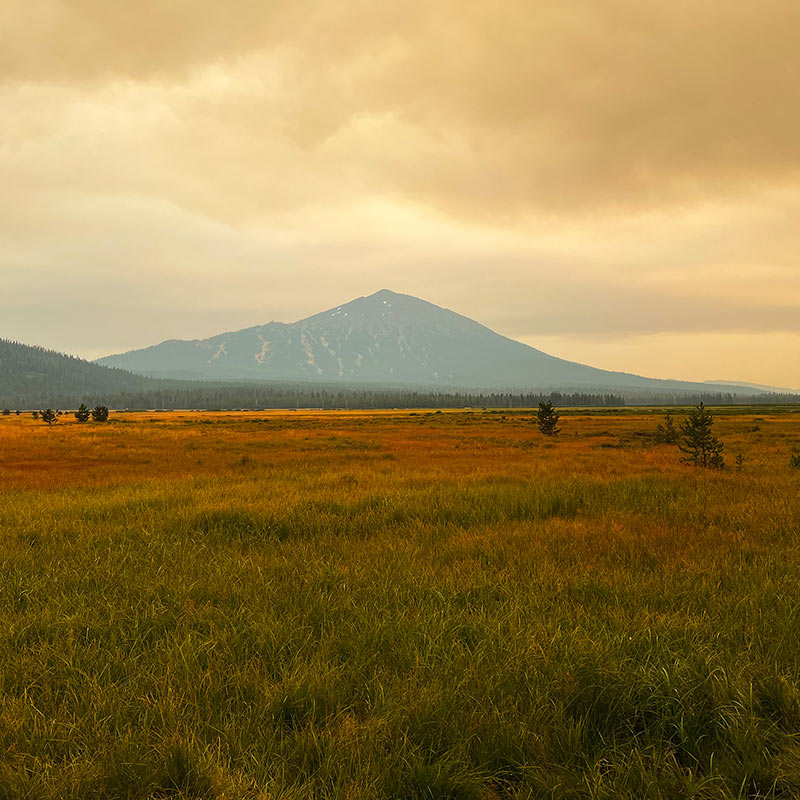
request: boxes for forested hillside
[0,339,155,407]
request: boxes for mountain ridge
[704,379,800,394]
[95,290,765,395]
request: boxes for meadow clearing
[1,407,799,799]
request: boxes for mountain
[96,290,762,395]
[0,338,155,408]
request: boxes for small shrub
[2,409,10,416]
[74,403,90,422]
[92,405,110,422]
[39,409,58,426]
[654,413,679,444]
[790,453,800,470]
[735,452,744,469]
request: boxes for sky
[2,0,799,387]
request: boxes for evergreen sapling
[536,401,561,436]
[39,409,57,426]
[679,403,724,469]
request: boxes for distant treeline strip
[3,383,799,410]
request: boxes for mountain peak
[332,288,427,308]
[299,289,455,328]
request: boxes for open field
[1,408,799,799]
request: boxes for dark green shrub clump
[654,413,679,444]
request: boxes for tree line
[5,384,800,412]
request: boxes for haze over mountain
[97,291,760,395]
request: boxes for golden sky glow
[2,1,799,386]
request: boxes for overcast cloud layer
[2,0,799,386]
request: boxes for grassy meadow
[1,407,799,799]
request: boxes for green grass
[1,411,799,798]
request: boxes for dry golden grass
[3,407,796,489]
[0,408,799,798]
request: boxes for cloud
[4,1,800,216]
[1,1,799,383]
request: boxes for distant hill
[2,334,795,410]
[98,289,764,396]
[705,380,800,394]
[0,339,154,408]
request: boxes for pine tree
[39,409,58,426]
[679,403,724,469]
[74,403,90,422]
[654,413,679,444]
[92,405,109,422]
[536,400,561,436]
